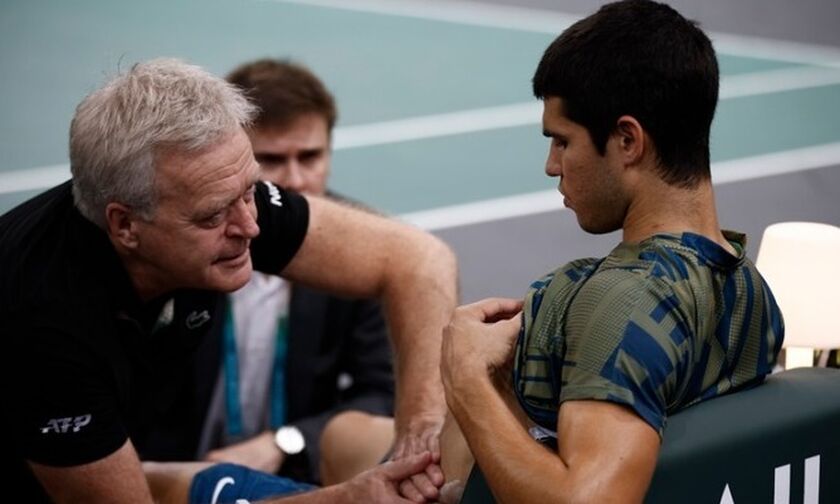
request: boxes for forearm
[446,374,573,504]
[261,484,344,503]
[385,234,457,429]
[283,197,457,431]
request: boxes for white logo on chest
[185,310,211,329]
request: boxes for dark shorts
[189,463,317,504]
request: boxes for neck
[112,241,171,303]
[622,176,736,255]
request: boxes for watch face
[275,426,305,455]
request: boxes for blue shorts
[189,463,317,504]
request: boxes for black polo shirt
[0,180,309,502]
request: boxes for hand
[391,414,445,502]
[342,452,435,503]
[203,431,283,474]
[441,298,523,393]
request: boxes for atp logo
[263,181,283,207]
[40,414,92,434]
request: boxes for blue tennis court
[1,0,839,299]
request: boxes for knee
[321,411,368,458]
[319,411,394,485]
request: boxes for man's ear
[614,115,646,166]
[105,202,140,249]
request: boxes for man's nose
[227,198,259,239]
[282,163,306,193]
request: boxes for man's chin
[212,261,253,292]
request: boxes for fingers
[386,452,437,503]
[381,451,432,481]
[400,473,439,502]
[399,479,428,503]
[421,432,443,486]
[494,310,523,331]
[391,433,425,462]
[426,428,441,461]
[459,298,523,323]
[425,462,444,487]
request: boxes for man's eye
[201,211,225,227]
[554,138,568,149]
[299,151,321,166]
[255,154,288,167]
[243,186,256,203]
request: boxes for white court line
[0,164,72,195]
[402,142,840,230]
[400,189,564,231]
[257,0,581,33]
[711,141,840,185]
[333,102,540,149]
[267,0,840,67]
[4,0,840,213]
[332,65,840,150]
[4,143,840,231]
[4,64,840,195]
[720,65,840,99]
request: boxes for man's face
[248,113,332,196]
[542,96,628,234]
[132,127,262,294]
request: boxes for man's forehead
[542,97,574,129]
[156,137,259,199]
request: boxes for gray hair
[69,58,257,228]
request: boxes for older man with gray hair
[1,58,456,503]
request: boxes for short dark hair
[533,0,719,188]
[226,58,337,132]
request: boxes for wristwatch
[274,425,306,456]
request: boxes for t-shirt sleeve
[559,269,691,435]
[14,327,128,466]
[250,181,310,274]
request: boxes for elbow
[405,229,457,279]
[426,234,459,296]
[432,235,458,275]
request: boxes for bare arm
[263,453,432,504]
[146,452,435,504]
[281,195,458,498]
[31,439,154,504]
[441,299,660,504]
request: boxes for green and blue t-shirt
[513,231,784,435]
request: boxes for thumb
[381,451,432,480]
[494,310,523,333]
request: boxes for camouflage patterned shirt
[512,231,784,435]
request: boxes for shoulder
[254,181,308,217]
[251,182,311,273]
[563,263,686,371]
[569,263,673,321]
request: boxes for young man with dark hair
[439,1,784,502]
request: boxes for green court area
[2,0,839,220]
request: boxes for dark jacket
[136,285,395,483]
